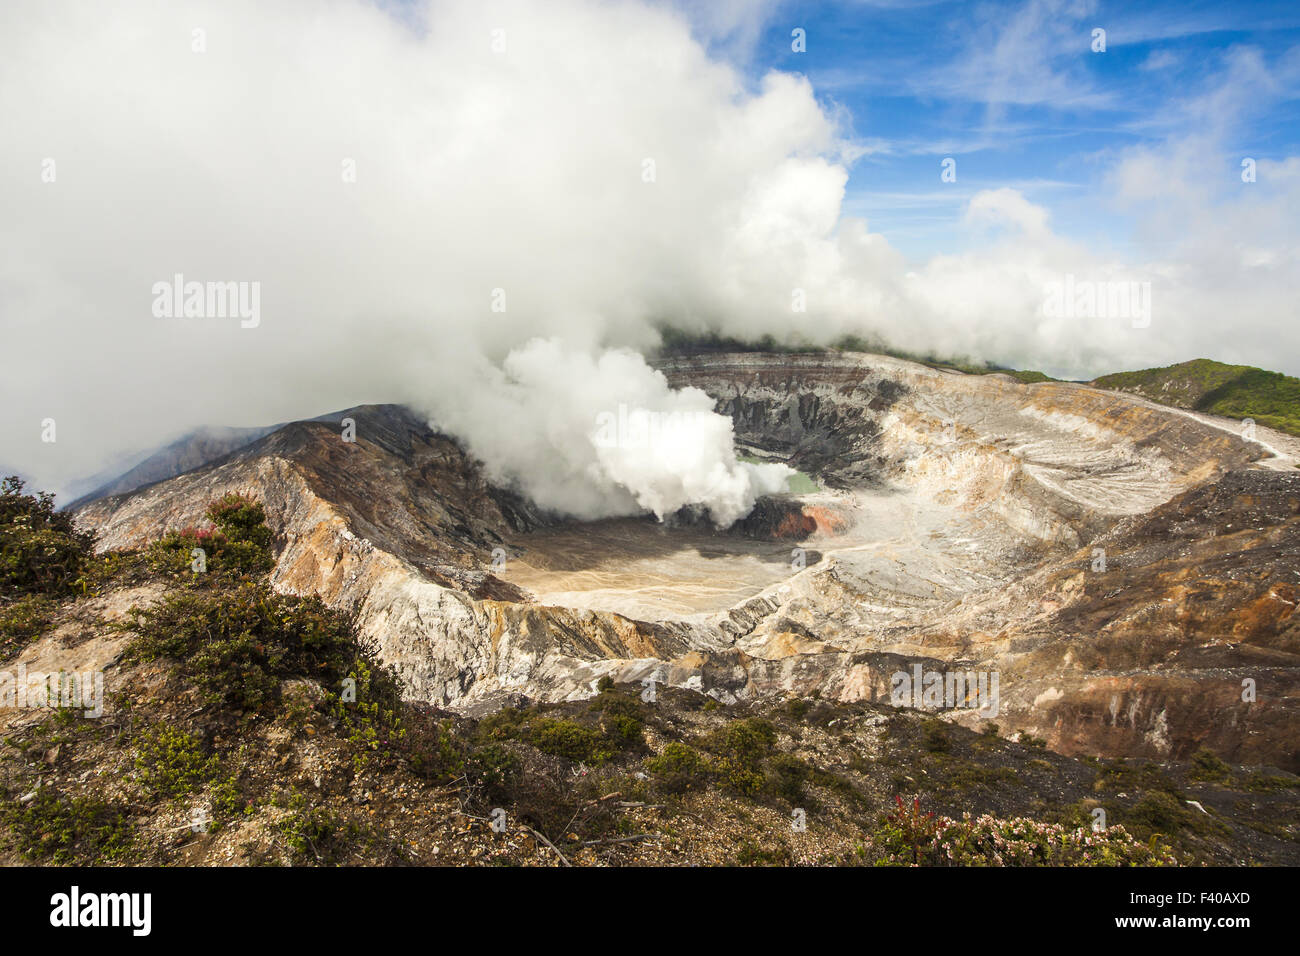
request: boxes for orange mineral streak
[801,505,850,536]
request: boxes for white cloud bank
[1,0,1297,516]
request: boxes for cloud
[965,187,1052,239]
[1138,49,1181,72]
[0,0,824,520]
[919,0,1110,110]
[1,0,1298,512]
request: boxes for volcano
[72,350,1300,771]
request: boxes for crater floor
[499,517,803,619]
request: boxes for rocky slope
[74,351,1298,771]
[65,424,282,511]
[9,483,1296,868]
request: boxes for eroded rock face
[74,352,1298,768]
[962,470,1300,768]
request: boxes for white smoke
[1,0,1298,512]
[432,339,792,524]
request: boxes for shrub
[1093,758,1179,794]
[276,791,360,863]
[476,706,529,742]
[1125,791,1202,837]
[713,718,777,762]
[1187,748,1232,783]
[587,692,646,749]
[0,594,56,657]
[125,580,359,710]
[766,753,812,804]
[0,477,94,598]
[644,742,708,793]
[1,788,133,864]
[875,795,947,865]
[1242,771,1300,793]
[467,743,522,802]
[922,718,950,753]
[475,698,642,768]
[206,493,274,548]
[147,494,275,580]
[709,718,778,797]
[399,712,465,782]
[528,718,608,763]
[872,796,1178,866]
[329,657,409,771]
[133,726,220,799]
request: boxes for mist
[2,0,1298,514]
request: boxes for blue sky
[707,0,1300,260]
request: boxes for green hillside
[1092,359,1300,437]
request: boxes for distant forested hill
[1093,359,1300,437]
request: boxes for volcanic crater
[76,351,1300,770]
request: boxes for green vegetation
[920,753,1022,796]
[644,742,708,793]
[76,492,279,594]
[1084,758,1229,846]
[921,718,950,753]
[134,725,222,799]
[765,752,813,804]
[1241,771,1300,793]
[784,697,813,720]
[872,795,1178,866]
[1,788,134,864]
[275,790,365,863]
[466,743,522,802]
[125,582,361,711]
[1093,358,1300,437]
[0,476,99,654]
[0,594,56,658]
[475,694,646,767]
[1187,747,1233,784]
[833,336,1056,381]
[133,724,245,823]
[527,717,610,763]
[148,494,275,579]
[0,476,96,599]
[707,717,779,797]
[1120,790,1223,840]
[1093,757,1180,794]
[659,332,1300,422]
